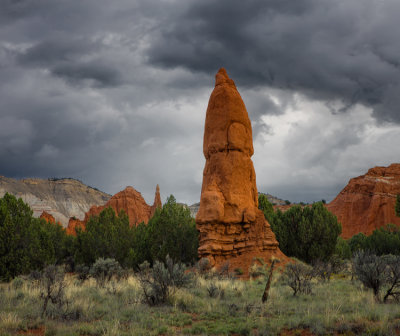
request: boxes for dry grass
[1,271,400,335]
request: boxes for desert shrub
[0,193,72,281]
[39,265,67,318]
[75,264,90,282]
[217,261,231,279]
[234,268,244,276]
[249,258,268,278]
[249,264,264,278]
[89,258,122,288]
[353,250,387,301]
[131,196,198,268]
[137,255,191,306]
[353,252,400,303]
[196,258,211,275]
[282,259,314,296]
[11,276,24,290]
[382,254,400,302]
[207,282,224,298]
[396,194,400,217]
[312,255,346,281]
[74,207,134,266]
[269,202,341,263]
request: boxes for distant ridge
[0,176,111,227]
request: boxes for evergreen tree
[0,193,70,281]
[348,232,367,253]
[75,207,134,266]
[396,194,400,217]
[258,194,274,222]
[145,195,198,265]
[269,202,341,263]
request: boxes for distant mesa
[196,68,287,274]
[0,176,110,226]
[327,163,400,239]
[66,217,85,236]
[66,184,162,235]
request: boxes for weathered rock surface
[327,163,400,239]
[66,217,85,236]
[40,211,56,224]
[196,68,286,273]
[0,176,110,226]
[66,185,162,235]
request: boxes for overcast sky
[1,0,400,205]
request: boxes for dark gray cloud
[1,0,400,205]
[147,0,400,123]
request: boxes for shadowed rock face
[66,185,162,235]
[196,68,286,273]
[327,163,400,239]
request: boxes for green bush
[0,193,72,281]
[137,255,191,305]
[348,225,400,256]
[352,251,400,302]
[39,265,67,318]
[335,237,352,259]
[129,195,198,268]
[396,194,400,217]
[89,258,122,287]
[258,194,274,222]
[74,207,134,266]
[282,259,314,296]
[269,202,341,263]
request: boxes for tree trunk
[262,259,277,303]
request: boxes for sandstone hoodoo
[327,163,400,239]
[196,68,286,273]
[66,217,85,236]
[39,211,56,224]
[66,185,162,235]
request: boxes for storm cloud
[1,0,400,204]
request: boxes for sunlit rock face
[327,163,400,239]
[196,68,287,274]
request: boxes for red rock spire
[150,184,162,216]
[196,68,286,274]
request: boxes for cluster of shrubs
[282,251,400,303]
[0,193,198,282]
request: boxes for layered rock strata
[327,163,400,239]
[0,176,110,226]
[196,68,286,273]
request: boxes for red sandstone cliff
[66,185,161,235]
[196,68,287,274]
[327,163,400,239]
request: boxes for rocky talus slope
[0,176,110,227]
[327,163,400,239]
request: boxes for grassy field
[1,270,400,336]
